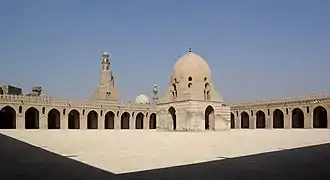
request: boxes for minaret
[91,52,119,101]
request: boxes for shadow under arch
[241,111,249,129]
[68,109,80,129]
[273,109,284,128]
[121,112,130,129]
[149,113,157,129]
[292,108,304,128]
[230,112,235,129]
[313,106,327,128]
[25,107,39,129]
[168,107,176,130]
[205,105,215,130]
[48,108,61,129]
[256,110,266,128]
[105,111,115,129]
[135,112,144,129]
[0,106,16,129]
[87,110,98,129]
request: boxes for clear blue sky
[1,0,329,102]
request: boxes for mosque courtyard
[1,129,330,179]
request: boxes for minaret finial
[188,47,192,52]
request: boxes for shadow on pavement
[1,133,330,180]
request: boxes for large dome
[171,51,212,82]
[135,93,150,104]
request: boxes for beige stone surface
[1,129,330,174]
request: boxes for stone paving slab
[1,129,330,174]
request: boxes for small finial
[188,47,192,52]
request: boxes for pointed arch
[256,110,266,128]
[121,112,130,129]
[273,109,284,128]
[105,111,115,129]
[135,112,144,129]
[168,107,176,130]
[205,105,215,130]
[149,113,157,129]
[230,112,235,129]
[241,111,249,129]
[87,110,98,129]
[47,108,60,129]
[0,106,16,129]
[313,106,327,128]
[25,107,39,129]
[68,109,80,129]
[292,108,304,128]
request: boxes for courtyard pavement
[1,129,330,179]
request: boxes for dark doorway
[105,111,115,129]
[256,111,266,128]
[87,110,98,129]
[47,109,60,129]
[25,107,39,129]
[135,112,144,129]
[149,113,157,129]
[241,111,249,129]
[205,106,215,130]
[273,109,284,128]
[292,108,304,128]
[121,112,130,129]
[313,106,327,128]
[68,109,80,129]
[168,107,176,130]
[0,106,16,129]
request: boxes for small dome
[135,93,150,104]
[171,51,211,82]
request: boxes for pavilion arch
[135,112,144,129]
[168,106,176,130]
[121,112,130,129]
[205,105,215,130]
[255,110,266,128]
[105,111,115,129]
[0,106,16,129]
[230,112,235,129]
[68,109,80,129]
[25,107,39,129]
[273,109,284,128]
[313,106,328,128]
[47,108,60,129]
[149,113,157,129]
[241,111,249,129]
[87,110,98,129]
[292,108,304,128]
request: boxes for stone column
[39,115,47,129]
[61,115,68,129]
[250,115,256,129]
[235,113,241,129]
[81,116,87,129]
[305,112,312,129]
[114,115,120,129]
[266,114,272,129]
[16,114,25,129]
[284,113,291,129]
[98,114,104,129]
[144,115,149,129]
[130,113,135,129]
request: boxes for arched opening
[313,106,328,128]
[273,109,284,128]
[241,111,249,129]
[230,113,235,129]
[0,87,3,95]
[87,110,98,129]
[121,112,130,129]
[149,113,157,129]
[135,112,144,129]
[105,111,115,129]
[47,109,60,129]
[0,106,16,129]
[68,109,80,129]
[256,111,266,128]
[25,107,39,129]
[292,108,304,128]
[241,111,250,129]
[168,107,176,130]
[205,106,215,130]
